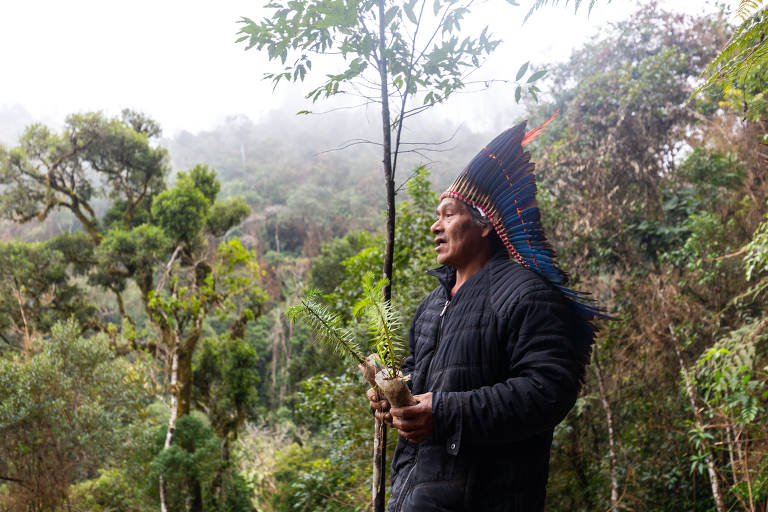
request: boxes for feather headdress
[441,112,610,320]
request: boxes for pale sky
[0,0,727,138]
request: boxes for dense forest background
[1,2,767,511]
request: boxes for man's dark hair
[466,202,491,229]
[464,201,504,253]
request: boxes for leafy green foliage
[70,467,152,512]
[326,168,438,320]
[151,412,255,512]
[0,110,169,241]
[0,320,150,510]
[207,197,251,238]
[0,108,270,511]
[4,6,768,510]
[390,168,440,318]
[148,238,265,346]
[238,0,512,313]
[288,191,424,378]
[309,231,373,294]
[152,174,210,244]
[151,164,250,245]
[0,111,268,510]
[695,323,766,429]
[269,372,371,512]
[520,5,768,510]
[238,0,501,108]
[692,319,768,505]
[745,209,768,281]
[532,4,727,274]
[194,334,262,438]
[70,404,258,512]
[94,224,172,294]
[0,236,97,348]
[187,164,222,204]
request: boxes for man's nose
[430,219,441,233]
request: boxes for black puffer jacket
[388,252,594,512]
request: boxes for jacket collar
[426,265,455,297]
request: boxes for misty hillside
[1,105,496,248]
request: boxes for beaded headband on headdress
[441,111,610,320]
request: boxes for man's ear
[480,224,494,238]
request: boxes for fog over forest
[1,100,495,239]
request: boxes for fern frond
[286,290,366,365]
[737,0,763,21]
[691,5,768,98]
[524,0,609,23]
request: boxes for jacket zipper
[440,299,451,317]
[395,453,420,511]
[396,298,450,511]
[426,298,450,383]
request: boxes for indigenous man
[367,119,602,511]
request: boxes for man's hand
[390,392,433,444]
[367,388,392,426]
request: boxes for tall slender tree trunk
[668,324,726,512]
[187,479,203,512]
[177,314,204,417]
[11,284,32,354]
[377,4,395,304]
[374,1,394,510]
[283,318,293,401]
[160,342,180,512]
[592,351,619,510]
[177,347,194,417]
[372,416,385,512]
[275,223,280,254]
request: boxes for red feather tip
[521,109,559,147]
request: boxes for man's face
[430,198,491,268]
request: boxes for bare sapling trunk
[360,354,386,511]
[361,357,379,506]
[360,356,416,512]
[376,0,395,306]
[290,285,404,512]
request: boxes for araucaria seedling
[353,273,415,407]
[286,273,415,407]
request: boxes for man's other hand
[390,392,433,444]
[367,388,392,426]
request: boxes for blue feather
[442,119,614,321]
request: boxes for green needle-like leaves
[286,290,366,365]
[288,274,407,378]
[353,273,407,378]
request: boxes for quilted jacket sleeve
[432,287,593,450]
